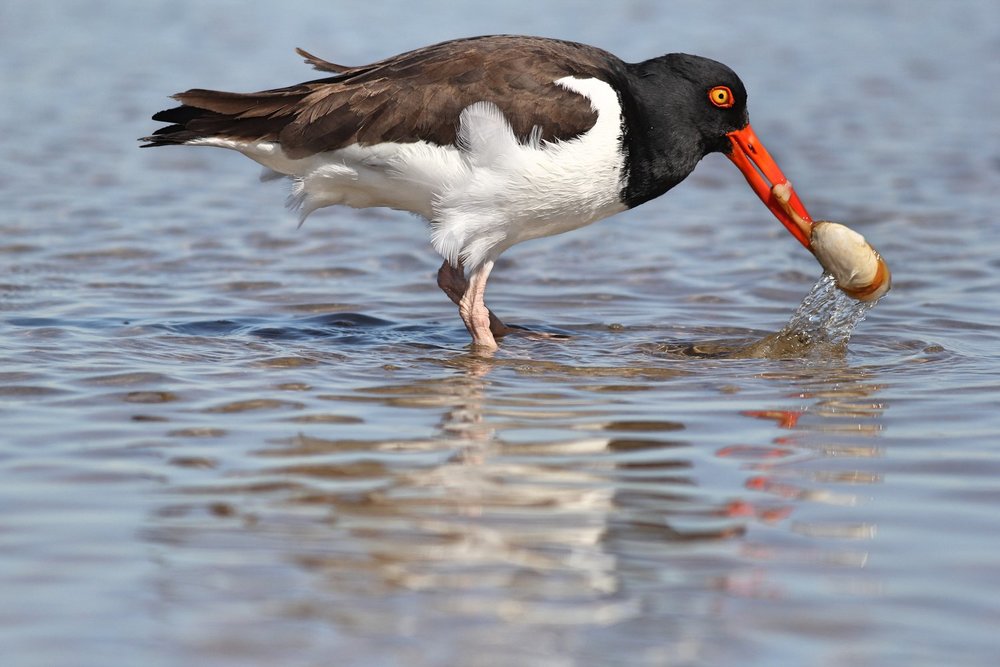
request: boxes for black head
[632,53,749,154]
[621,52,817,251]
[620,53,751,207]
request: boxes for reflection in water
[727,364,886,592]
[146,346,888,663]
[4,0,998,663]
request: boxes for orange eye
[709,85,734,108]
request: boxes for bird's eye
[708,86,734,109]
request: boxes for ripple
[5,4,1000,666]
[0,385,67,397]
[202,399,305,413]
[122,391,179,404]
[166,427,228,438]
[283,413,364,424]
[79,372,174,386]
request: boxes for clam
[771,182,891,301]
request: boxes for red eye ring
[709,85,734,109]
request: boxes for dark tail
[140,85,315,147]
[141,47,366,148]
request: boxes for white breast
[432,76,628,269]
[193,77,628,271]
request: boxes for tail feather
[141,83,317,147]
[140,47,357,149]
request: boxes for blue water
[2,1,1000,665]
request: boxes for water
[737,273,881,359]
[3,1,1000,666]
[777,274,878,345]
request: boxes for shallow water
[3,1,1000,666]
[728,273,881,359]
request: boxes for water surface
[2,2,1000,666]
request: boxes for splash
[656,273,884,360]
[740,273,880,358]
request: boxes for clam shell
[810,221,891,301]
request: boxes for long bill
[726,124,814,249]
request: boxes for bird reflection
[146,344,888,660]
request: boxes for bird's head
[635,53,815,249]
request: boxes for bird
[142,34,815,350]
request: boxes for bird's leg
[457,260,500,350]
[437,259,513,340]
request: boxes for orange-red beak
[726,124,813,249]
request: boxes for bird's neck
[617,68,705,209]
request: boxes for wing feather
[142,35,624,156]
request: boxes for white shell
[810,221,890,301]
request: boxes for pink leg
[437,260,513,341]
[459,260,498,349]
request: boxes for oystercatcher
[142,35,814,350]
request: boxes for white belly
[191,77,628,270]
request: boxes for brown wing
[143,35,625,159]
